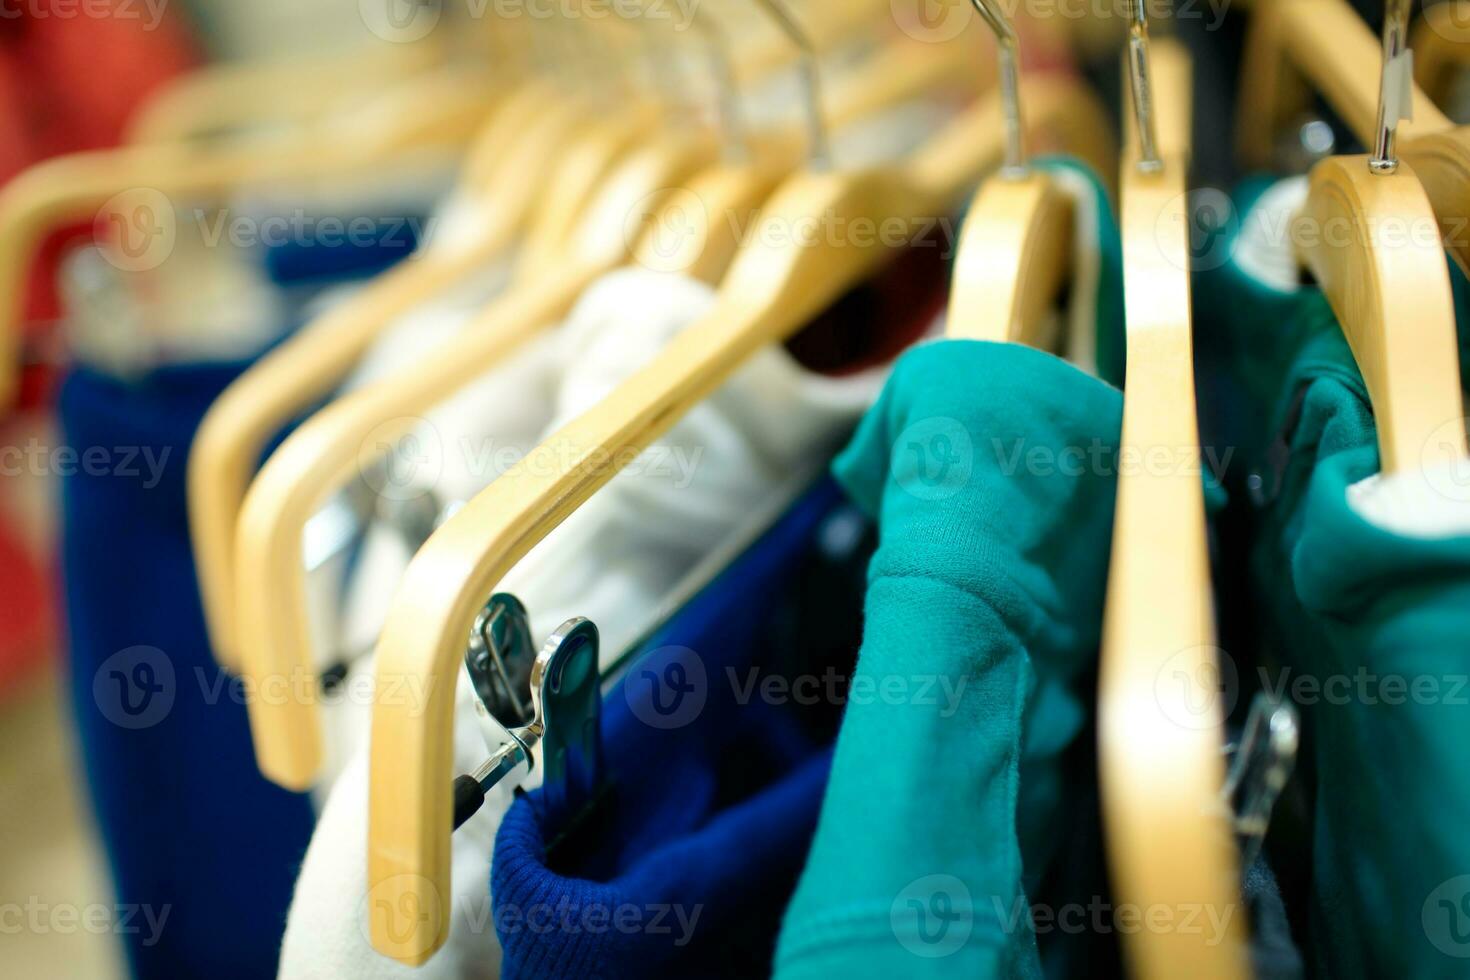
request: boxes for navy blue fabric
[492,480,860,979]
[262,213,422,286]
[57,361,315,980]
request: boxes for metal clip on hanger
[204,5,954,683]
[1097,7,1251,978]
[360,1,1116,963]
[752,0,831,169]
[230,0,989,795]
[1288,0,1467,473]
[947,0,1113,347]
[1238,0,1470,280]
[1220,694,1300,870]
[192,70,657,673]
[452,595,602,831]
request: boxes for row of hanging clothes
[9,0,1470,977]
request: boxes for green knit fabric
[772,341,1123,979]
[1195,176,1470,978]
[1246,296,1470,979]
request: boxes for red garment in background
[0,0,196,695]
[2,0,197,404]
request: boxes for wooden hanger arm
[1412,2,1470,109]
[363,72,1079,959]
[948,173,1075,345]
[231,24,1009,767]
[227,130,717,783]
[1102,39,1250,980]
[0,145,259,406]
[1101,157,1248,980]
[192,85,599,667]
[189,235,513,672]
[1294,156,1467,472]
[944,77,1114,346]
[126,40,445,144]
[1239,0,1453,166]
[235,261,601,789]
[0,74,497,407]
[1237,0,1470,275]
[1237,2,1468,468]
[365,200,887,962]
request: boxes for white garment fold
[278,266,888,979]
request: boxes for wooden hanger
[232,125,720,792]
[1097,25,1251,980]
[228,15,983,791]
[186,78,602,672]
[947,0,1111,347]
[126,39,448,145]
[351,58,1111,960]
[191,14,979,674]
[1237,0,1470,279]
[1241,0,1467,471]
[0,62,507,407]
[1298,0,1465,471]
[1411,1,1470,110]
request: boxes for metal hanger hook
[751,0,831,170]
[970,0,1027,178]
[1126,0,1163,174]
[1370,0,1414,175]
[686,6,747,160]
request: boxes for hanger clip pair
[453,594,602,830]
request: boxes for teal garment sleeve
[773,340,1123,979]
[1248,297,1470,979]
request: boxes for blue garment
[262,213,422,287]
[58,360,316,980]
[492,480,867,979]
[55,221,419,978]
